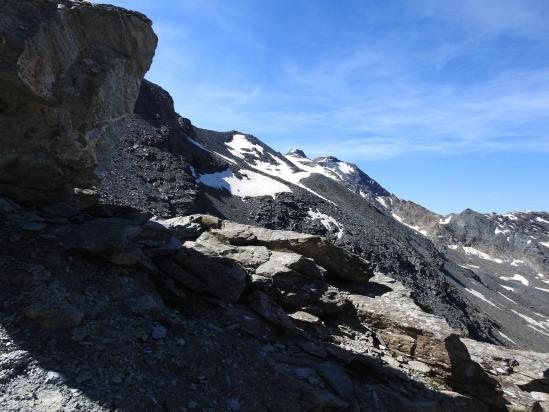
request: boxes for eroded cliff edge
[0,0,157,205]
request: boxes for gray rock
[289,311,322,325]
[132,295,161,315]
[71,325,90,342]
[294,367,313,380]
[156,259,208,293]
[58,217,145,266]
[315,362,355,402]
[24,303,83,329]
[300,387,349,410]
[152,216,206,240]
[111,375,123,385]
[255,251,327,293]
[45,371,67,385]
[188,232,271,270]
[0,196,19,213]
[151,325,167,340]
[172,245,248,303]
[0,0,157,205]
[407,360,431,373]
[21,222,47,232]
[75,371,93,385]
[248,291,296,331]
[0,350,30,383]
[256,251,325,281]
[226,398,240,411]
[144,236,182,257]
[212,221,374,283]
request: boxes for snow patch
[535,287,549,293]
[376,196,388,208]
[465,288,500,309]
[212,151,237,164]
[498,331,516,345]
[188,138,207,151]
[539,241,549,248]
[337,161,354,175]
[439,215,452,225]
[285,154,340,181]
[511,309,549,336]
[510,259,524,267]
[197,169,291,198]
[535,217,549,224]
[497,291,517,304]
[307,209,344,239]
[225,134,264,159]
[448,245,459,250]
[501,285,515,292]
[391,213,427,236]
[462,246,503,263]
[187,137,238,164]
[499,274,529,286]
[250,153,334,204]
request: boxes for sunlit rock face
[0,0,157,205]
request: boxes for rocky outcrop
[464,338,549,409]
[349,273,547,411]
[210,221,374,284]
[0,0,157,205]
[3,193,545,410]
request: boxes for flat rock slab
[212,221,374,283]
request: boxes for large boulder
[0,0,157,205]
[211,221,374,283]
[349,273,506,409]
[171,246,248,303]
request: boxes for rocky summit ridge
[0,1,548,412]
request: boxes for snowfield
[224,135,335,203]
[499,274,529,287]
[462,246,504,263]
[225,134,264,159]
[197,169,292,198]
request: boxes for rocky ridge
[1,0,548,411]
[2,198,548,411]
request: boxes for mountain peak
[286,148,308,159]
[314,156,340,163]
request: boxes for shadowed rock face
[0,0,157,205]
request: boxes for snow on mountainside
[101,79,549,353]
[286,149,390,198]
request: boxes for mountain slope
[101,79,549,352]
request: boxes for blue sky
[109,0,549,214]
